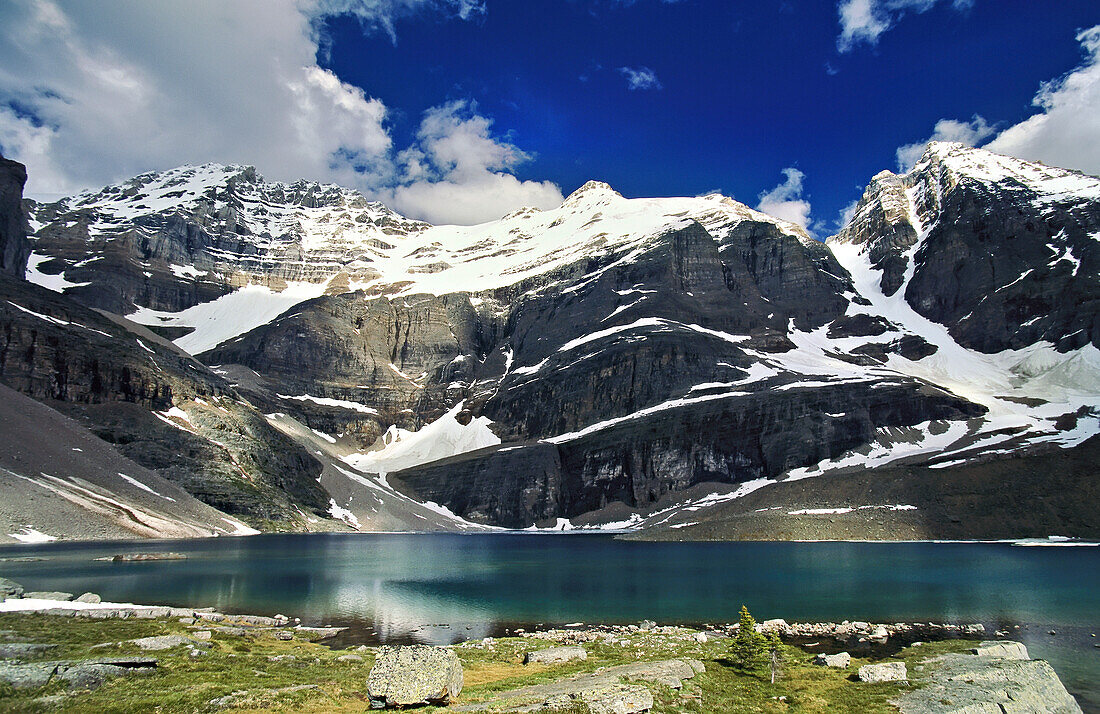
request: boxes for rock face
[366,645,463,708]
[0,157,31,279]
[832,142,1100,352]
[896,643,1082,714]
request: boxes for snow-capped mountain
[7,142,1100,539]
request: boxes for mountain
[9,142,1100,539]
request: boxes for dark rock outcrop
[0,157,31,279]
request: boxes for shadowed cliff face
[832,142,1100,353]
[0,157,31,279]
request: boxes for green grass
[0,614,979,713]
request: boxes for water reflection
[1,535,1097,633]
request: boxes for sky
[1,0,1098,233]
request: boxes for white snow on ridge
[24,253,90,292]
[128,280,328,354]
[277,394,379,414]
[342,403,500,476]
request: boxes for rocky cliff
[0,157,31,278]
[14,144,1100,535]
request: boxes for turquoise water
[1,534,1097,709]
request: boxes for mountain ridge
[2,141,1098,539]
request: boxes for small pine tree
[730,605,768,672]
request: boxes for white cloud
[986,25,1100,177]
[837,0,971,53]
[384,101,563,224]
[617,66,663,91]
[895,114,995,172]
[0,0,553,225]
[311,0,486,45]
[756,168,812,229]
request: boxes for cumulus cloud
[617,66,663,91]
[895,114,995,172]
[837,0,972,53]
[756,168,812,229]
[986,25,1100,177]
[385,101,563,224]
[0,0,555,225]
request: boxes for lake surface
[1,534,1098,710]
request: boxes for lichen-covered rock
[972,641,1029,660]
[858,661,907,683]
[0,578,24,597]
[524,646,588,665]
[74,593,101,604]
[22,592,72,601]
[895,650,1082,714]
[367,645,463,708]
[813,652,851,668]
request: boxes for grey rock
[971,641,1029,660]
[293,625,345,640]
[337,654,364,663]
[193,630,212,641]
[23,591,73,601]
[895,650,1082,714]
[129,635,200,651]
[367,645,463,707]
[525,646,588,665]
[0,661,57,689]
[0,578,24,598]
[858,661,908,683]
[0,643,57,659]
[813,652,851,668]
[74,592,101,604]
[456,658,700,713]
[274,630,294,641]
[211,626,247,637]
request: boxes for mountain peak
[563,180,622,205]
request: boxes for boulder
[129,635,206,651]
[858,662,908,683]
[74,593,101,604]
[813,652,851,668]
[367,645,463,708]
[23,591,73,601]
[337,654,364,663]
[524,646,588,665]
[971,641,1029,660]
[0,578,24,598]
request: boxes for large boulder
[813,652,851,668]
[971,641,1029,660]
[858,661,908,683]
[524,646,588,665]
[366,645,463,708]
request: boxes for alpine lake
[1,534,1098,710]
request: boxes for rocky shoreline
[0,576,1087,712]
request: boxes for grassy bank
[0,612,979,713]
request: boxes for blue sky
[1,0,1098,230]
